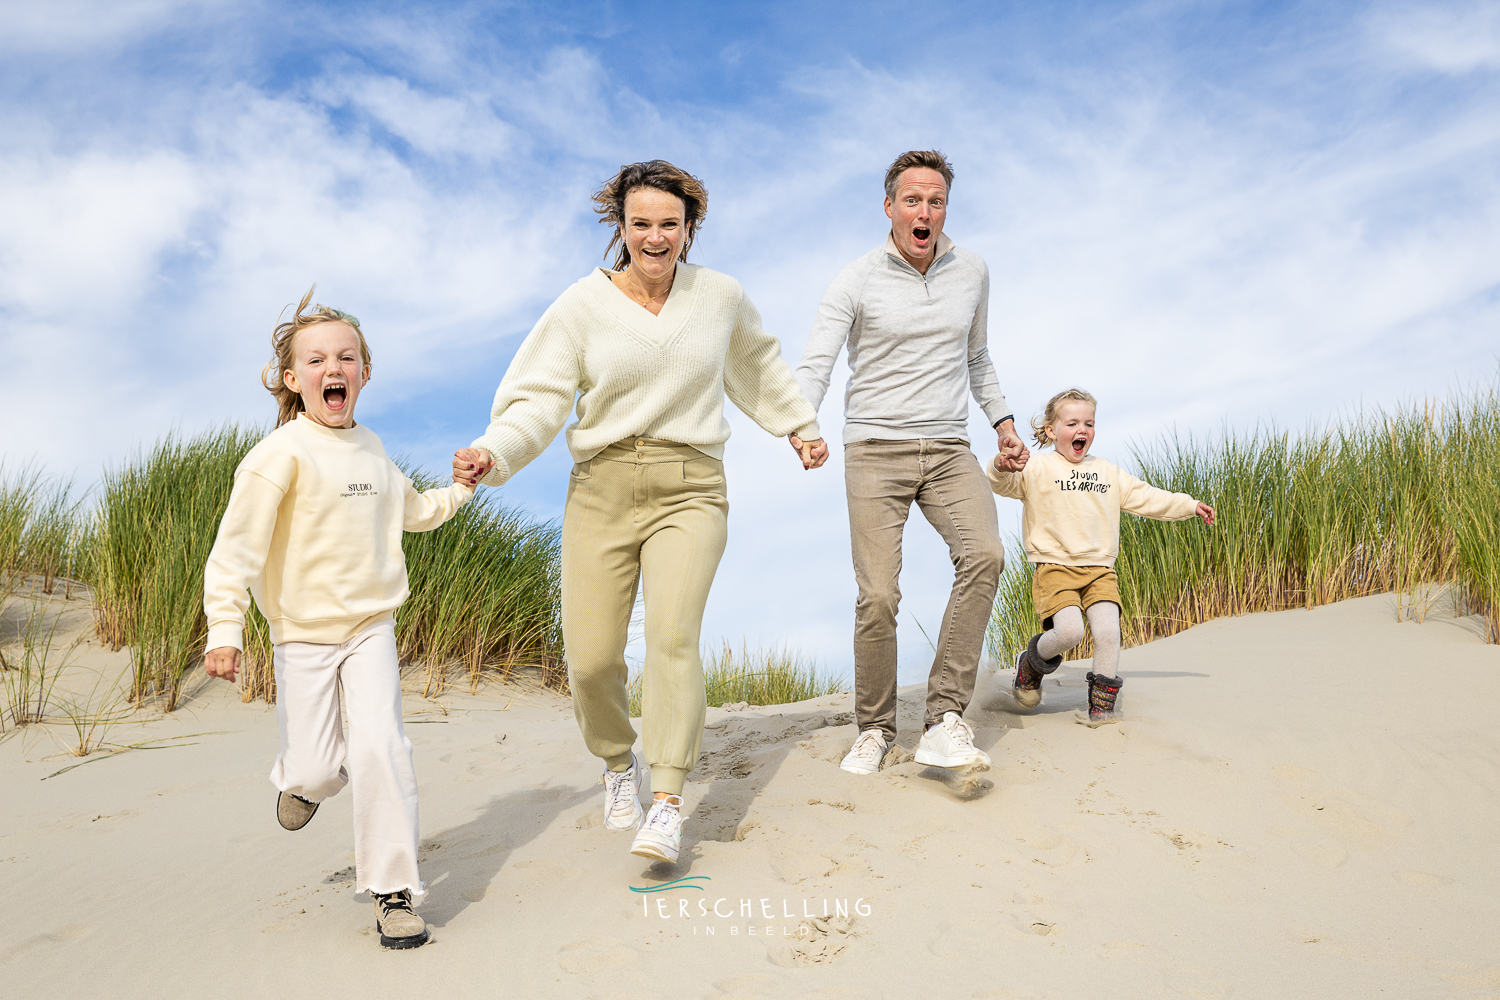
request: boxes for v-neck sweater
[472,263,820,485]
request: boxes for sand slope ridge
[3,592,1498,999]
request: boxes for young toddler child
[202,289,472,949]
[988,388,1214,725]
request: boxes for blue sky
[2,0,1497,680]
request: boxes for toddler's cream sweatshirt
[203,414,472,650]
[473,263,820,485]
[988,449,1198,567]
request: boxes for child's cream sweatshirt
[472,263,820,486]
[988,449,1197,567]
[203,414,472,650]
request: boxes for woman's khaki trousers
[560,439,728,795]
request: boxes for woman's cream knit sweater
[472,264,821,485]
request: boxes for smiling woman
[452,158,827,868]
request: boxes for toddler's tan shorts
[1033,563,1120,628]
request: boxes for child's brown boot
[373,890,429,949]
[1077,671,1123,727]
[1013,633,1061,709]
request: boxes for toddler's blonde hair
[262,286,373,428]
[1031,388,1098,448]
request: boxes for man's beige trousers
[561,439,729,796]
[845,438,1004,742]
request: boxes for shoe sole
[377,927,430,950]
[839,762,879,775]
[1074,710,1119,728]
[913,749,991,770]
[277,792,318,831]
[630,836,680,864]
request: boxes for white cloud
[1371,1,1500,73]
[0,0,230,52]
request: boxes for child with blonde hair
[988,389,1214,724]
[202,288,472,949]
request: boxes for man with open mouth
[793,149,1028,777]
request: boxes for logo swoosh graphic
[629,876,712,894]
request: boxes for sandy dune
[4,591,1498,999]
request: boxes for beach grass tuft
[988,381,1500,664]
[91,426,267,710]
[398,469,564,696]
[628,641,848,717]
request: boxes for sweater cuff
[206,621,244,653]
[794,421,822,442]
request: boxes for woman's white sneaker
[914,712,990,769]
[602,757,644,832]
[630,795,683,863]
[839,729,889,775]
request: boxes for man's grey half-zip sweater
[794,233,1011,445]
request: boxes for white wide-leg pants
[269,619,423,901]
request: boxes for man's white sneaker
[630,795,683,863]
[914,711,991,769]
[839,729,888,775]
[602,757,644,832]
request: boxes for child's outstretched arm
[987,453,1027,499]
[202,471,285,682]
[402,474,473,533]
[1117,470,1203,522]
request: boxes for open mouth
[641,246,670,260]
[1070,437,1087,456]
[912,227,930,243]
[323,385,347,409]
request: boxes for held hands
[787,434,829,470]
[453,447,495,487]
[204,646,240,682]
[997,421,1030,471]
[1196,501,1216,526]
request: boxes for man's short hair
[884,150,954,199]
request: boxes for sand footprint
[557,938,638,974]
[768,915,859,967]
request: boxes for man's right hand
[453,448,495,487]
[205,646,240,682]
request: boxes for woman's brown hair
[261,286,373,427]
[1031,388,1098,448]
[591,160,708,272]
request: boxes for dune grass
[399,470,564,696]
[628,641,848,717]
[91,426,269,709]
[987,383,1500,665]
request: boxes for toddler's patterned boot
[1013,633,1062,710]
[1078,671,1124,727]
